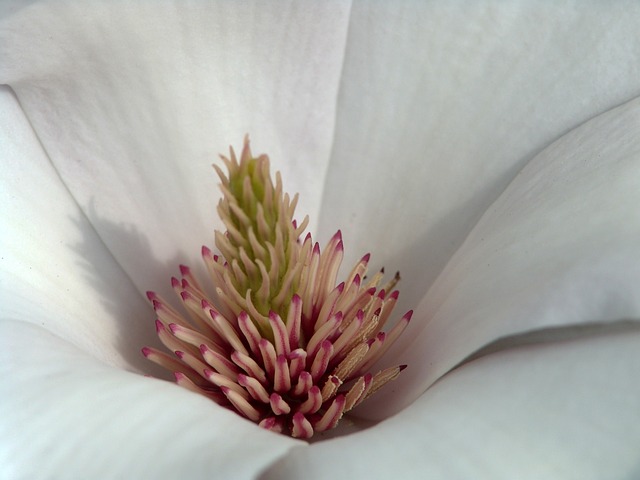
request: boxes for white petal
[365,95,640,417]
[0,1,351,297]
[0,320,301,479]
[319,2,640,310]
[0,86,154,370]
[264,328,640,480]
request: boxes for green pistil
[214,141,306,336]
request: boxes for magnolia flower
[1,2,640,479]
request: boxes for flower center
[143,136,412,439]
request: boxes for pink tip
[199,344,208,354]
[141,347,152,357]
[374,307,381,316]
[168,323,179,333]
[175,351,185,359]
[260,416,278,430]
[356,310,364,320]
[377,289,386,299]
[390,290,400,300]
[155,320,165,332]
[305,232,312,241]
[180,291,191,301]
[334,230,342,241]
[403,310,414,321]
[399,365,408,371]
[201,298,211,308]
[291,294,301,305]
[353,274,361,286]
[269,311,278,321]
[313,242,320,255]
[152,299,162,311]
[202,245,212,257]
[366,287,377,295]
[337,282,345,293]
[361,253,371,263]
[171,277,180,288]
[179,264,190,275]
[174,372,186,381]
[336,241,344,252]
[146,291,157,301]
[292,219,297,228]
[203,368,214,377]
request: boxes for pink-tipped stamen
[269,393,291,415]
[314,394,346,432]
[291,412,314,439]
[298,385,323,415]
[273,354,292,393]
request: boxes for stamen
[285,294,302,350]
[237,311,262,356]
[259,416,284,434]
[258,338,277,378]
[231,350,268,385]
[314,394,346,432]
[204,369,248,400]
[291,412,314,439]
[155,320,199,358]
[298,386,323,414]
[199,344,239,379]
[306,312,342,360]
[142,347,204,384]
[363,365,408,401]
[221,386,262,422]
[174,350,209,379]
[331,310,365,359]
[238,374,270,403]
[293,371,313,397]
[273,354,292,393]
[269,312,290,356]
[310,340,333,382]
[344,373,373,411]
[288,348,307,380]
[269,393,291,415]
[332,342,370,382]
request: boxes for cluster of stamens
[143,137,411,438]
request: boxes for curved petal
[0,85,154,370]
[264,328,640,480]
[0,320,301,479]
[320,1,640,311]
[0,0,351,298]
[364,95,640,417]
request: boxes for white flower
[1,2,640,479]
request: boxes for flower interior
[143,137,412,439]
